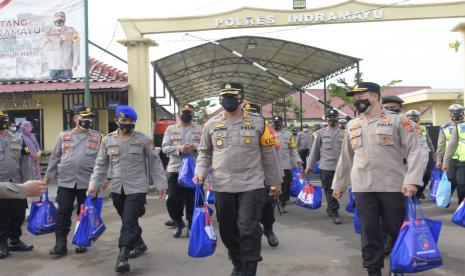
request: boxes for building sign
[215,9,383,27]
[0,0,85,81]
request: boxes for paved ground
[2,183,465,276]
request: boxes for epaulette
[108,130,118,136]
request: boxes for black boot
[332,213,342,225]
[75,246,87,254]
[263,230,279,248]
[165,219,176,228]
[128,243,147,259]
[0,243,9,259]
[49,235,67,256]
[280,201,288,213]
[243,261,258,276]
[115,247,130,273]
[367,268,382,276]
[172,220,185,238]
[230,258,243,276]
[8,238,33,251]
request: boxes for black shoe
[165,219,176,228]
[49,236,67,256]
[115,247,130,273]
[128,243,147,259]
[264,230,279,248]
[280,202,288,213]
[389,271,404,276]
[367,268,382,276]
[326,210,334,217]
[172,220,185,238]
[243,261,258,276]
[0,243,9,259]
[75,246,87,254]
[419,192,426,200]
[332,214,342,225]
[230,258,243,276]
[8,239,33,252]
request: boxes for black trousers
[215,188,265,263]
[452,161,465,204]
[320,169,340,215]
[354,192,405,269]
[112,190,147,249]
[279,169,292,203]
[299,149,309,171]
[417,153,434,197]
[448,160,459,200]
[0,198,27,244]
[55,186,87,238]
[166,172,195,225]
[260,186,275,233]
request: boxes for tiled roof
[0,58,128,93]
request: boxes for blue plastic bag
[72,196,106,248]
[390,197,443,273]
[313,161,320,174]
[436,172,451,208]
[290,167,305,197]
[178,154,196,189]
[188,186,217,258]
[353,208,361,234]
[345,187,355,213]
[452,199,465,227]
[206,172,215,204]
[27,190,57,235]
[429,168,442,202]
[296,183,322,210]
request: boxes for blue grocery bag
[27,190,57,235]
[72,196,106,248]
[345,187,355,213]
[436,172,451,208]
[353,208,361,234]
[290,167,305,197]
[178,154,196,189]
[296,183,322,210]
[452,199,465,227]
[390,197,443,273]
[206,172,215,204]
[313,161,320,174]
[429,168,442,203]
[188,186,217,258]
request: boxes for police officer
[296,124,313,170]
[437,104,464,205]
[381,95,404,114]
[43,11,80,79]
[0,111,33,258]
[332,82,424,276]
[243,102,280,248]
[443,105,465,205]
[194,83,282,276]
[272,115,301,213]
[87,106,167,273]
[305,109,344,224]
[406,110,435,199]
[162,103,202,238]
[45,107,101,256]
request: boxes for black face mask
[118,122,135,133]
[78,120,92,130]
[452,114,464,122]
[339,124,346,130]
[328,119,338,127]
[180,113,193,123]
[273,122,282,130]
[386,107,401,114]
[221,96,240,112]
[354,99,372,114]
[54,19,65,26]
[0,119,8,131]
[292,132,298,136]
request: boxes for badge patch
[401,118,413,133]
[215,139,224,147]
[244,138,252,144]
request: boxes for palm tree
[192,99,216,124]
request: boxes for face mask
[0,119,8,131]
[292,132,298,136]
[386,107,401,114]
[328,120,337,127]
[78,120,92,130]
[118,122,135,133]
[54,19,65,26]
[273,122,282,130]
[180,113,193,123]
[354,99,372,114]
[452,114,464,122]
[220,96,240,112]
[9,127,17,132]
[339,124,346,130]
[302,128,308,132]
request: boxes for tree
[273,96,306,125]
[192,99,216,124]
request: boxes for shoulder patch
[400,118,414,133]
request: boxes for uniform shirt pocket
[129,144,144,162]
[171,134,181,145]
[85,143,99,156]
[349,128,362,150]
[10,142,22,158]
[213,129,228,149]
[322,137,332,150]
[61,142,74,156]
[376,127,394,146]
[240,129,256,147]
[107,145,120,162]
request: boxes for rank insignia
[215,139,224,147]
[401,118,413,133]
[244,138,252,144]
[215,123,225,128]
[216,131,225,137]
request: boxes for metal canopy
[153,36,361,105]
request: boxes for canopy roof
[154,36,361,105]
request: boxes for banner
[0,0,85,81]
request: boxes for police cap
[347,82,381,97]
[325,109,339,117]
[338,118,347,123]
[0,111,8,120]
[180,104,194,113]
[219,82,244,96]
[448,104,465,113]
[406,110,421,118]
[273,116,283,123]
[116,105,138,121]
[243,102,261,113]
[75,106,94,118]
[382,95,404,105]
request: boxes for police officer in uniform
[332,82,423,276]
[43,11,80,79]
[194,83,282,276]
[272,116,301,213]
[305,109,344,224]
[87,106,167,273]
[0,111,33,258]
[45,107,102,256]
[296,124,313,170]
[405,110,435,199]
[162,103,202,238]
[437,104,464,204]
[381,95,404,114]
[243,102,280,248]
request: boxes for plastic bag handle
[194,185,206,208]
[39,188,50,202]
